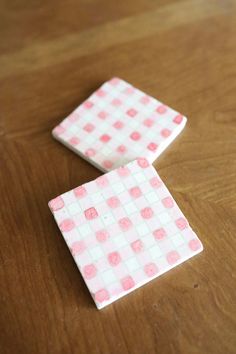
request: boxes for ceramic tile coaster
[49,159,203,309]
[52,78,187,172]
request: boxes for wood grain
[1,0,236,353]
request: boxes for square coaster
[52,78,187,172]
[48,159,203,309]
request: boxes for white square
[142,235,156,248]
[112,182,125,194]
[145,191,159,204]
[101,146,112,156]
[67,202,81,215]
[136,223,149,236]
[131,144,143,153]
[128,120,139,128]
[145,130,156,139]
[99,122,110,131]
[97,99,106,108]
[68,125,79,134]
[52,78,187,173]
[159,212,171,225]
[113,110,122,118]
[89,246,103,260]
[91,192,104,204]
[126,258,140,272]
[171,233,185,247]
[101,212,115,226]
[85,135,96,144]
[134,172,146,183]
[124,202,137,215]
[149,245,162,259]
[102,269,116,285]
[113,235,128,248]
[79,224,91,237]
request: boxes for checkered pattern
[52,78,187,172]
[49,159,203,309]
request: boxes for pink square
[175,217,188,230]
[173,114,183,124]
[109,77,120,85]
[118,217,133,231]
[140,207,154,219]
[70,240,86,256]
[68,113,79,122]
[156,105,167,114]
[53,125,65,135]
[140,95,150,104]
[162,197,174,208]
[129,186,142,198]
[143,118,154,127]
[96,229,110,243]
[124,86,135,95]
[130,131,141,141]
[117,145,127,154]
[98,111,108,119]
[121,276,135,290]
[127,108,138,117]
[69,137,80,146]
[73,186,87,198]
[49,196,64,211]
[117,166,130,177]
[84,207,98,220]
[106,196,120,209]
[161,129,171,138]
[166,251,180,265]
[96,89,106,97]
[113,120,124,130]
[83,100,94,109]
[59,219,75,232]
[153,228,166,240]
[96,175,109,188]
[85,148,96,157]
[82,264,97,280]
[131,239,144,253]
[108,251,121,266]
[83,123,95,133]
[100,134,111,143]
[111,98,122,106]
[144,263,158,277]
[150,177,162,189]
[147,142,158,152]
[94,289,110,303]
[103,160,113,169]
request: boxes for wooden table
[1,1,236,353]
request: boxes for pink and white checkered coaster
[49,159,203,309]
[52,78,187,172]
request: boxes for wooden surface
[1,0,236,353]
